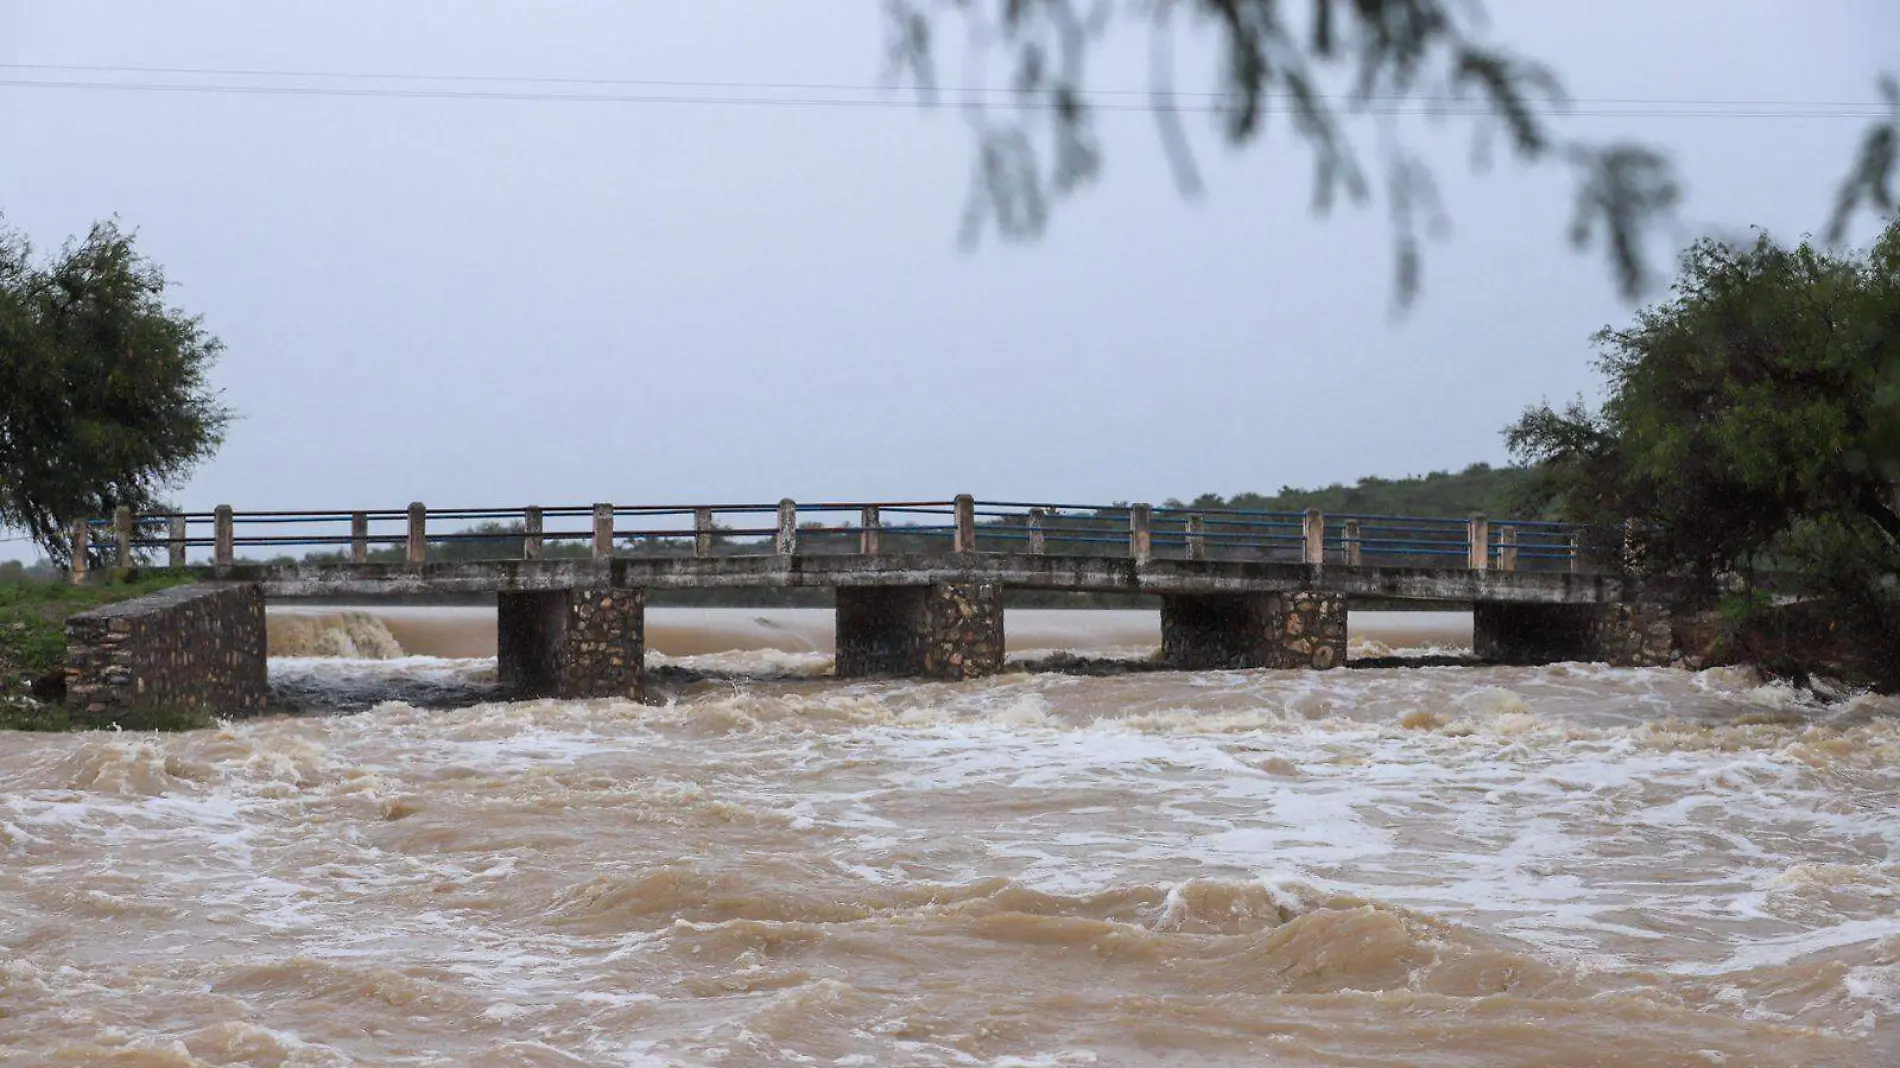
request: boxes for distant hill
[1166,463,1548,520]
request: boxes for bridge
[59,496,1677,724]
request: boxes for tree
[1165,462,1542,519]
[0,218,231,563]
[884,1,1894,303]
[1830,73,1900,243]
[1505,217,1900,613]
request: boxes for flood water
[2,607,1896,1066]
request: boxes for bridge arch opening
[261,595,1496,707]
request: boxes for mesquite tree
[0,218,231,564]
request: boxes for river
[1,607,1895,1066]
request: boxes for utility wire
[0,61,989,97]
[0,74,1888,119]
[0,62,1891,118]
[3,61,1884,110]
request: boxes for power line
[3,60,1884,110]
[0,61,1892,116]
[0,75,1888,120]
[0,61,961,97]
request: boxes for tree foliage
[0,218,231,563]
[885,1,1893,302]
[1829,73,1900,245]
[884,0,1681,303]
[1169,461,1548,519]
[1506,216,1900,609]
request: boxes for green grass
[0,695,70,731]
[0,570,201,731]
[0,699,217,732]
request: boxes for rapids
[1,607,1895,1066]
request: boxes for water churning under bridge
[2,609,1896,1066]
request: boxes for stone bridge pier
[1473,601,1681,667]
[1160,591,1347,670]
[834,584,1005,680]
[497,589,645,699]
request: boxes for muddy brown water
[2,608,1895,1066]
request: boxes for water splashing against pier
[2,608,1895,1065]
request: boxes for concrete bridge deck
[195,552,1641,604]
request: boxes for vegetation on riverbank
[0,572,199,730]
[1510,217,1900,692]
[1169,463,1548,520]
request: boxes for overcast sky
[1,1,1895,559]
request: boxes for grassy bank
[1,572,200,731]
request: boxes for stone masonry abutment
[497,588,645,699]
[65,582,269,727]
[1160,591,1347,671]
[835,584,1005,680]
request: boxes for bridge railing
[67,496,1610,580]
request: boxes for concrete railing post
[859,505,881,555]
[1568,531,1581,574]
[1498,525,1518,572]
[407,502,428,565]
[168,515,187,568]
[1185,514,1206,561]
[69,518,89,585]
[214,505,234,567]
[776,499,797,556]
[522,507,544,560]
[1129,504,1153,564]
[113,506,133,569]
[350,512,369,564]
[696,507,715,558]
[1468,513,1490,572]
[1343,518,1362,566]
[1302,509,1325,566]
[954,495,976,553]
[592,503,615,560]
[1026,508,1046,555]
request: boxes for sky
[1,1,1895,561]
